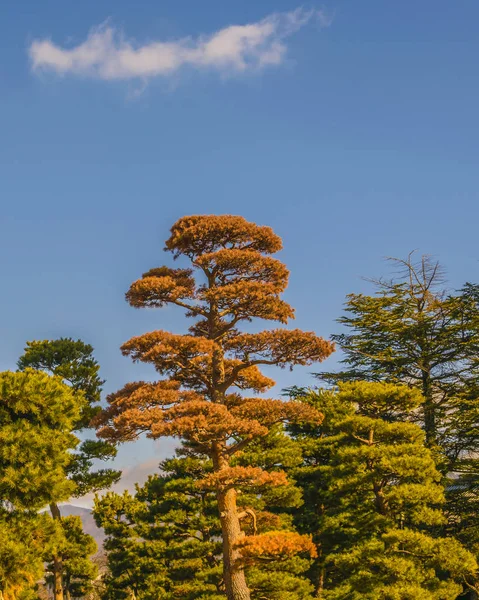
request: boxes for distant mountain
[59,505,106,547]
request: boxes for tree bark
[208,281,251,600]
[212,441,251,600]
[422,370,436,446]
[315,566,325,598]
[49,502,64,600]
[217,486,251,600]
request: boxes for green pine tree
[94,455,221,600]
[0,369,82,600]
[95,432,316,600]
[289,382,479,598]
[316,254,479,569]
[18,339,121,600]
[45,516,99,600]
[318,254,479,461]
[17,338,121,493]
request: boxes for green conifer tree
[45,516,99,600]
[289,382,479,598]
[94,454,221,600]
[318,255,479,462]
[317,255,479,567]
[18,339,121,600]
[0,369,82,600]
[95,431,316,600]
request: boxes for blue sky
[1,1,478,503]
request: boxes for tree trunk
[49,502,64,600]
[315,567,325,598]
[212,443,251,600]
[209,293,250,599]
[422,370,436,445]
[217,486,251,600]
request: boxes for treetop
[164,214,283,258]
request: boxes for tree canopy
[289,382,479,598]
[3,218,479,600]
[95,215,334,600]
[18,339,119,600]
[0,369,82,600]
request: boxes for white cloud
[28,8,327,81]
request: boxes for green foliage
[317,256,479,572]
[93,491,154,599]
[18,338,104,417]
[319,256,479,459]
[134,454,223,599]
[326,530,478,600]
[289,382,479,598]
[0,513,58,600]
[68,439,118,497]
[17,338,121,496]
[94,455,222,600]
[17,339,119,600]
[0,369,81,510]
[246,565,315,600]
[95,433,315,600]
[45,516,98,599]
[0,370,82,599]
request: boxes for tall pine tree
[318,254,479,462]
[18,339,120,600]
[317,254,479,562]
[94,215,334,600]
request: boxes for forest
[2,214,479,600]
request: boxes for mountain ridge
[58,504,106,547]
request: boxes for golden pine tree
[95,215,334,600]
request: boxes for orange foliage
[229,364,275,393]
[200,466,289,491]
[165,215,283,257]
[195,249,289,289]
[96,385,321,449]
[98,213,334,477]
[121,331,215,364]
[235,531,318,563]
[126,267,196,309]
[96,215,334,595]
[97,213,334,482]
[93,380,200,441]
[228,397,323,427]
[251,511,284,532]
[201,281,294,323]
[225,329,334,368]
